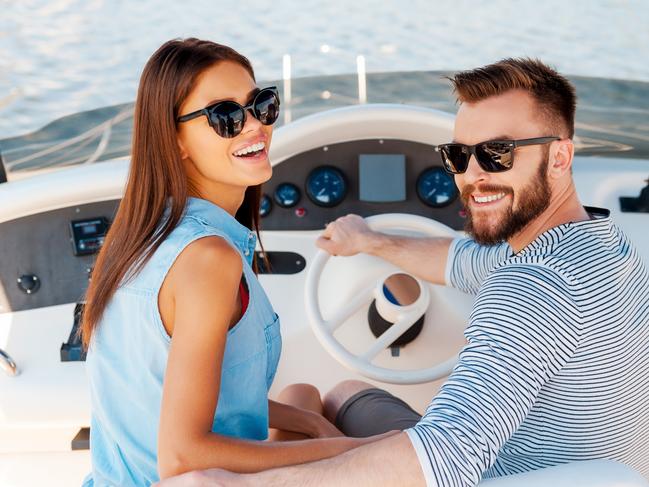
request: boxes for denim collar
[184,197,257,266]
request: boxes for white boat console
[1,104,647,486]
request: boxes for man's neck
[508,182,590,253]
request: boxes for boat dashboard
[260,138,464,230]
[0,136,468,315]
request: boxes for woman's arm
[268,399,342,438]
[157,236,371,479]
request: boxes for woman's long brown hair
[81,38,262,349]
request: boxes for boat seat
[479,459,648,486]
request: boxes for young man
[156,59,649,486]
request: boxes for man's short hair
[449,58,576,139]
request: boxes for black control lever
[620,178,649,213]
[61,302,87,362]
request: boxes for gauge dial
[416,167,458,208]
[273,183,301,208]
[306,166,347,207]
[260,194,272,217]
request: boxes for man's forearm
[363,232,453,286]
[247,432,428,487]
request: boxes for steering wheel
[305,213,468,385]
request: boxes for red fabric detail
[239,281,249,315]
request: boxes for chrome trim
[0,348,19,377]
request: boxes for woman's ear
[177,136,189,160]
[549,139,574,179]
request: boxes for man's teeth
[233,142,265,157]
[473,192,506,203]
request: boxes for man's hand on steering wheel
[316,214,378,257]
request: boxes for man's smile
[471,192,509,206]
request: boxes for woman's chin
[237,160,273,186]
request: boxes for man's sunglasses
[436,136,560,174]
[176,86,280,138]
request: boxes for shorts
[334,388,422,437]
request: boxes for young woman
[81,38,381,486]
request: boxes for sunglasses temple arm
[512,137,560,148]
[177,109,206,123]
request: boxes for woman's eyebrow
[244,87,261,104]
[206,87,260,106]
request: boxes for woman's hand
[268,399,343,439]
[307,412,344,438]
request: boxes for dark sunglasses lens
[208,102,246,138]
[476,142,513,172]
[439,145,469,173]
[253,90,280,125]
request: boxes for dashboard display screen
[81,223,98,235]
[359,154,406,202]
[70,217,110,256]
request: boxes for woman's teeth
[473,192,506,203]
[233,142,265,157]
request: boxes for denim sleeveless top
[83,197,282,487]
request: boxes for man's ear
[549,139,574,179]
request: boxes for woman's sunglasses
[436,136,560,174]
[176,86,280,138]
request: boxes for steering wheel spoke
[360,314,419,362]
[324,284,375,332]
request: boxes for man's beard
[461,156,551,246]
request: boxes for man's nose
[458,154,489,188]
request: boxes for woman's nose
[243,108,263,132]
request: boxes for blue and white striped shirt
[407,208,649,486]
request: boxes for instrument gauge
[306,166,347,207]
[260,194,272,217]
[416,167,458,208]
[274,183,301,208]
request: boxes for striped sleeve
[445,239,511,294]
[407,264,582,487]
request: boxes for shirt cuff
[444,237,463,287]
[406,428,438,487]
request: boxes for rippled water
[1,0,648,138]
